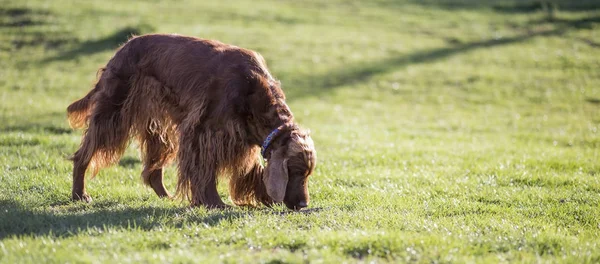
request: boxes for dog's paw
[200,203,231,210]
[72,192,93,203]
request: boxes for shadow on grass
[0,200,325,240]
[403,0,600,12]
[532,15,600,29]
[0,124,72,135]
[0,112,72,135]
[0,7,51,28]
[0,199,234,239]
[285,15,599,99]
[42,24,155,62]
[118,156,141,168]
[0,7,74,50]
[586,98,600,105]
[493,0,600,13]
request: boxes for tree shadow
[532,15,600,29]
[586,98,600,105]
[118,156,141,168]
[404,0,600,12]
[492,0,600,13]
[0,124,72,135]
[284,15,600,100]
[0,7,51,28]
[0,112,72,135]
[576,37,600,48]
[42,24,154,62]
[0,7,73,50]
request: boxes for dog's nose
[295,201,308,210]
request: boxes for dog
[67,34,316,210]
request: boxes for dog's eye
[287,167,304,177]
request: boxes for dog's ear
[264,147,288,203]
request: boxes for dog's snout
[294,201,308,210]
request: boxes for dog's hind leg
[71,72,131,202]
[72,109,128,202]
[131,75,179,199]
[71,144,92,202]
[140,132,172,198]
[146,168,169,197]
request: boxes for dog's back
[68,34,279,127]
[115,34,272,91]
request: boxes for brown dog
[67,34,316,210]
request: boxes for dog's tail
[67,69,104,129]
[67,92,95,129]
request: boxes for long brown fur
[67,34,316,209]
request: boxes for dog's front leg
[192,172,228,209]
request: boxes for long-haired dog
[67,34,316,210]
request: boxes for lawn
[1,0,599,263]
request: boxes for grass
[1,0,599,262]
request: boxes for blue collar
[261,128,282,158]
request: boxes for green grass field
[1,0,599,262]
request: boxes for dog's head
[263,128,316,210]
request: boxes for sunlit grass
[1,0,599,263]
